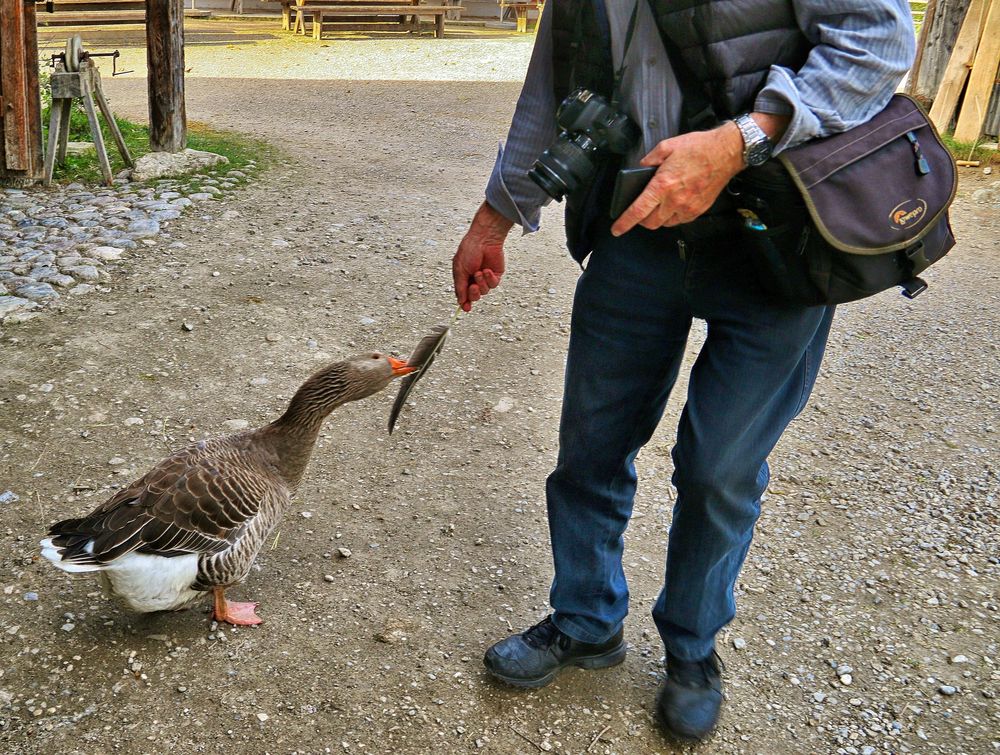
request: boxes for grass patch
[940,133,1000,167]
[39,69,276,185]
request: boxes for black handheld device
[609,166,656,219]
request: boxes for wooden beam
[146,0,186,152]
[954,0,1000,142]
[0,0,43,181]
[929,0,991,131]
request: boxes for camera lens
[528,133,600,201]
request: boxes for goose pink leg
[212,587,263,626]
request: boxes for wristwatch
[733,113,773,167]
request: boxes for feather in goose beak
[388,324,450,434]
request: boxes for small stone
[840,674,853,686]
[256,712,269,723]
[950,655,969,664]
[359,317,376,326]
[939,685,957,696]
[61,623,75,632]
[89,246,123,261]
[0,296,37,320]
[223,419,250,431]
[124,417,144,426]
[323,575,335,583]
[182,322,194,332]
[10,280,59,303]
[23,592,38,601]
[813,692,827,703]
[127,219,160,238]
[301,511,313,519]
[66,265,101,282]
[732,637,747,650]
[493,397,514,413]
[108,457,126,466]
[337,547,352,558]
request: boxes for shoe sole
[485,643,627,689]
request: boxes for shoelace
[521,616,561,650]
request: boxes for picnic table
[270,0,461,40]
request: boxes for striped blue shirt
[486,0,917,232]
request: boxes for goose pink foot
[212,588,263,626]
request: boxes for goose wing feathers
[48,442,282,566]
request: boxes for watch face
[746,141,772,166]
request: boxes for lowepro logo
[890,199,928,229]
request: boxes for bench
[277,0,461,39]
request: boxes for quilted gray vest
[645,0,810,118]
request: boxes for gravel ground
[2,22,998,755]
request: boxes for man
[452,0,915,741]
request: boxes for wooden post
[0,0,43,185]
[146,0,187,152]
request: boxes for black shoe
[656,649,724,742]
[483,616,626,689]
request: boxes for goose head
[333,352,417,405]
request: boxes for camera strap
[610,0,642,110]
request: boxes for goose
[40,352,417,626]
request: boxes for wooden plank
[146,0,186,152]
[915,0,973,97]
[38,10,147,22]
[908,0,937,95]
[22,0,43,179]
[298,4,453,11]
[929,0,990,131]
[954,0,1000,141]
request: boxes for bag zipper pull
[906,131,931,175]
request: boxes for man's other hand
[610,114,789,237]
[610,123,744,236]
[453,201,513,312]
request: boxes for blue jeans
[547,223,834,661]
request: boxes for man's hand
[610,113,790,237]
[453,201,514,312]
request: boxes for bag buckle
[900,277,928,299]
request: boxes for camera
[528,88,641,202]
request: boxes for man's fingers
[611,183,663,237]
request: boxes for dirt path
[1,27,998,755]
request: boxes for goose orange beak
[388,356,418,376]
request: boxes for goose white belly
[99,552,202,612]
[41,537,202,613]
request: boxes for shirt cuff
[484,143,543,234]
[755,67,842,155]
